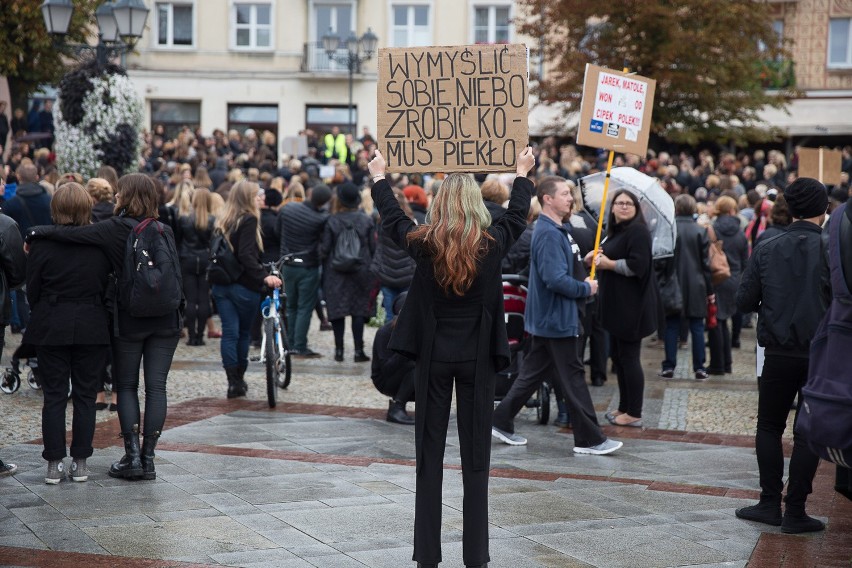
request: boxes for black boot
[334,347,344,362]
[226,367,246,398]
[140,431,160,480]
[387,400,415,425]
[108,424,143,479]
[237,364,248,392]
[353,348,370,363]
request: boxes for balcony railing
[301,42,364,73]
[759,58,796,90]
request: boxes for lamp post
[322,28,378,135]
[41,0,149,69]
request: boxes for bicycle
[260,258,292,408]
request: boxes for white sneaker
[573,439,623,455]
[45,460,65,484]
[491,427,527,446]
[70,458,88,482]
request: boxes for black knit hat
[337,183,361,209]
[265,188,283,207]
[784,177,828,219]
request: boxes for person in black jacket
[590,189,657,428]
[277,185,331,357]
[371,189,416,324]
[371,292,415,424]
[212,181,282,397]
[26,183,112,484]
[735,177,830,534]
[27,173,184,482]
[177,188,216,346]
[369,147,534,568]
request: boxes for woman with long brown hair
[368,147,535,568]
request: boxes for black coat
[371,226,415,289]
[277,201,328,268]
[485,200,506,224]
[0,214,26,325]
[91,201,114,223]
[259,208,280,263]
[229,215,267,292]
[372,176,532,471]
[176,214,215,274]
[674,216,712,318]
[599,218,657,340]
[712,214,748,320]
[319,210,376,320]
[25,239,111,345]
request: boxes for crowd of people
[0,121,849,566]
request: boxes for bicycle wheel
[277,323,292,390]
[263,318,278,408]
[536,383,550,425]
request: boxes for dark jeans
[39,344,107,461]
[663,316,705,372]
[493,335,605,448]
[381,285,407,324]
[212,283,262,368]
[610,336,644,418]
[282,265,320,351]
[707,318,732,373]
[114,331,179,436]
[414,360,490,567]
[182,269,211,340]
[756,354,820,513]
[331,316,365,350]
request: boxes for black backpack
[119,218,182,318]
[330,222,363,273]
[208,231,244,285]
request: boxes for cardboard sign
[377,44,529,173]
[576,64,656,157]
[797,147,842,186]
[281,136,309,158]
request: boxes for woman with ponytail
[368,147,535,568]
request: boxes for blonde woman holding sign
[369,147,535,568]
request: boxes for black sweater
[230,215,267,292]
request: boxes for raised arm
[368,151,416,253]
[490,147,535,252]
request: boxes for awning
[757,96,852,136]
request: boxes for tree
[0,0,98,109]
[518,0,795,146]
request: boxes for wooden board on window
[797,147,842,186]
[376,43,529,173]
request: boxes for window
[829,18,852,67]
[391,5,430,47]
[232,2,273,49]
[306,105,357,134]
[758,19,784,54]
[156,2,193,47]
[150,100,201,139]
[473,5,511,44]
[228,104,278,139]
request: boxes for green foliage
[0,0,99,104]
[518,0,797,146]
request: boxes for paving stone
[28,519,108,554]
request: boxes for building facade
[127,0,525,145]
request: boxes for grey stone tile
[255,528,326,548]
[285,543,340,557]
[28,519,108,554]
[331,537,412,554]
[147,508,222,522]
[232,512,295,532]
[274,504,413,544]
[489,490,621,526]
[304,554,370,567]
[261,500,329,514]
[9,504,62,524]
[36,482,210,520]
[511,516,641,537]
[354,481,411,496]
[0,532,49,549]
[210,547,297,565]
[73,514,155,528]
[319,495,391,508]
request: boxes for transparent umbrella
[579,167,677,259]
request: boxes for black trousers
[374,363,416,402]
[414,359,490,567]
[609,336,644,418]
[493,335,605,448]
[182,269,211,340]
[39,344,108,461]
[113,331,179,436]
[756,354,820,513]
[331,316,365,349]
[581,299,608,382]
[707,319,732,373]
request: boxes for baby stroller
[0,343,41,394]
[494,275,551,424]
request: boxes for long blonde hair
[217,180,263,250]
[407,173,493,295]
[191,188,214,232]
[168,179,195,217]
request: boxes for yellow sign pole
[588,149,616,280]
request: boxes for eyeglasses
[612,201,635,208]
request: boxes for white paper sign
[592,72,649,135]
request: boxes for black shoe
[320,320,333,331]
[292,348,322,359]
[95,402,108,411]
[353,349,370,363]
[334,348,344,362]
[658,369,674,379]
[467,565,488,568]
[735,501,782,526]
[694,369,710,381]
[108,425,144,479]
[387,400,415,425]
[417,564,438,568]
[781,512,825,534]
[706,368,725,376]
[590,375,605,387]
[109,403,118,412]
[226,367,246,398]
[140,431,160,481]
[731,340,741,349]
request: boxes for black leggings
[183,270,211,340]
[610,336,644,418]
[331,316,365,349]
[113,331,179,436]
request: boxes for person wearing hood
[209,158,229,189]
[707,196,748,375]
[3,163,52,235]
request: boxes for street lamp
[41,0,150,68]
[322,27,378,135]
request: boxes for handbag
[659,273,683,316]
[706,225,731,286]
[207,231,244,285]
